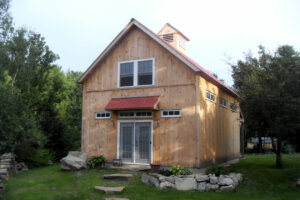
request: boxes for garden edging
[141,173,243,192]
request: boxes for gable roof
[78,18,237,97]
[157,23,190,41]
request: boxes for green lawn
[1,154,300,200]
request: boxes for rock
[206,183,219,191]
[149,173,162,179]
[209,175,218,184]
[141,174,159,188]
[195,174,209,182]
[297,178,300,187]
[220,185,234,191]
[159,175,175,184]
[159,181,175,189]
[229,173,243,183]
[175,176,197,191]
[218,176,234,186]
[94,186,125,194]
[197,182,206,192]
[103,174,133,180]
[60,151,88,170]
[0,153,14,160]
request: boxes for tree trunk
[275,137,282,168]
[271,137,276,153]
[258,135,263,153]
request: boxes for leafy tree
[231,45,300,168]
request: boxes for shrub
[88,155,106,168]
[158,169,172,176]
[170,165,192,175]
[29,149,55,167]
[205,164,229,176]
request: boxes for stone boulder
[209,174,218,184]
[218,176,234,186]
[197,182,206,192]
[195,174,209,182]
[175,176,197,191]
[220,185,234,191]
[60,151,88,170]
[159,175,175,184]
[160,181,175,189]
[297,178,300,187]
[141,174,160,188]
[206,183,219,191]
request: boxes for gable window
[230,103,237,112]
[118,111,152,118]
[95,111,111,119]
[206,91,216,102]
[161,109,181,117]
[220,97,228,108]
[120,62,134,87]
[118,58,154,88]
[163,34,173,42]
[138,60,153,85]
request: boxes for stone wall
[141,173,243,192]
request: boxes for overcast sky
[10,0,300,86]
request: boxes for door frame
[117,120,153,165]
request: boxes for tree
[231,45,300,168]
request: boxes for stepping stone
[103,174,133,180]
[103,198,129,200]
[94,186,125,194]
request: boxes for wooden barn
[78,19,242,167]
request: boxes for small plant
[88,155,106,168]
[205,164,229,176]
[170,165,192,175]
[158,169,172,176]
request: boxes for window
[118,111,152,118]
[206,91,216,102]
[118,58,154,87]
[163,34,173,42]
[220,97,228,108]
[95,111,111,119]
[230,103,237,112]
[120,62,134,87]
[138,60,153,85]
[161,109,181,117]
[179,36,186,49]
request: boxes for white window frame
[118,111,152,118]
[230,103,237,112]
[206,91,216,103]
[220,97,228,108]
[95,111,111,119]
[117,58,155,88]
[161,109,181,118]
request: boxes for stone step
[103,198,129,200]
[103,174,133,180]
[94,186,125,194]
[0,169,8,175]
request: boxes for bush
[170,165,192,175]
[88,155,106,168]
[158,169,172,176]
[205,164,229,176]
[29,149,55,167]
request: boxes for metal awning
[105,96,160,111]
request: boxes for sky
[10,0,300,86]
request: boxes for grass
[1,154,300,200]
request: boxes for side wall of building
[198,76,241,166]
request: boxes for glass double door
[119,122,151,164]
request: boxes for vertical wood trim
[195,75,201,167]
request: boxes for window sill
[220,105,228,109]
[206,98,216,103]
[118,85,154,89]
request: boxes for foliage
[2,154,300,200]
[88,155,106,168]
[158,168,172,176]
[0,0,82,166]
[205,164,229,176]
[169,165,192,175]
[231,45,300,168]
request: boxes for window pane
[138,60,153,85]
[105,113,110,117]
[146,112,152,116]
[163,111,168,116]
[169,111,174,115]
[206,91,210,99]
[96,113,101,118]
[174,111,180,115]
[120,62,134,87]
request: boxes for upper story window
[206,91,216,102]
[179,36,186,49]
[118,58,154,88]
[220,97,228,108]
[230,103,237,112]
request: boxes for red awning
[105,96,160,111]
